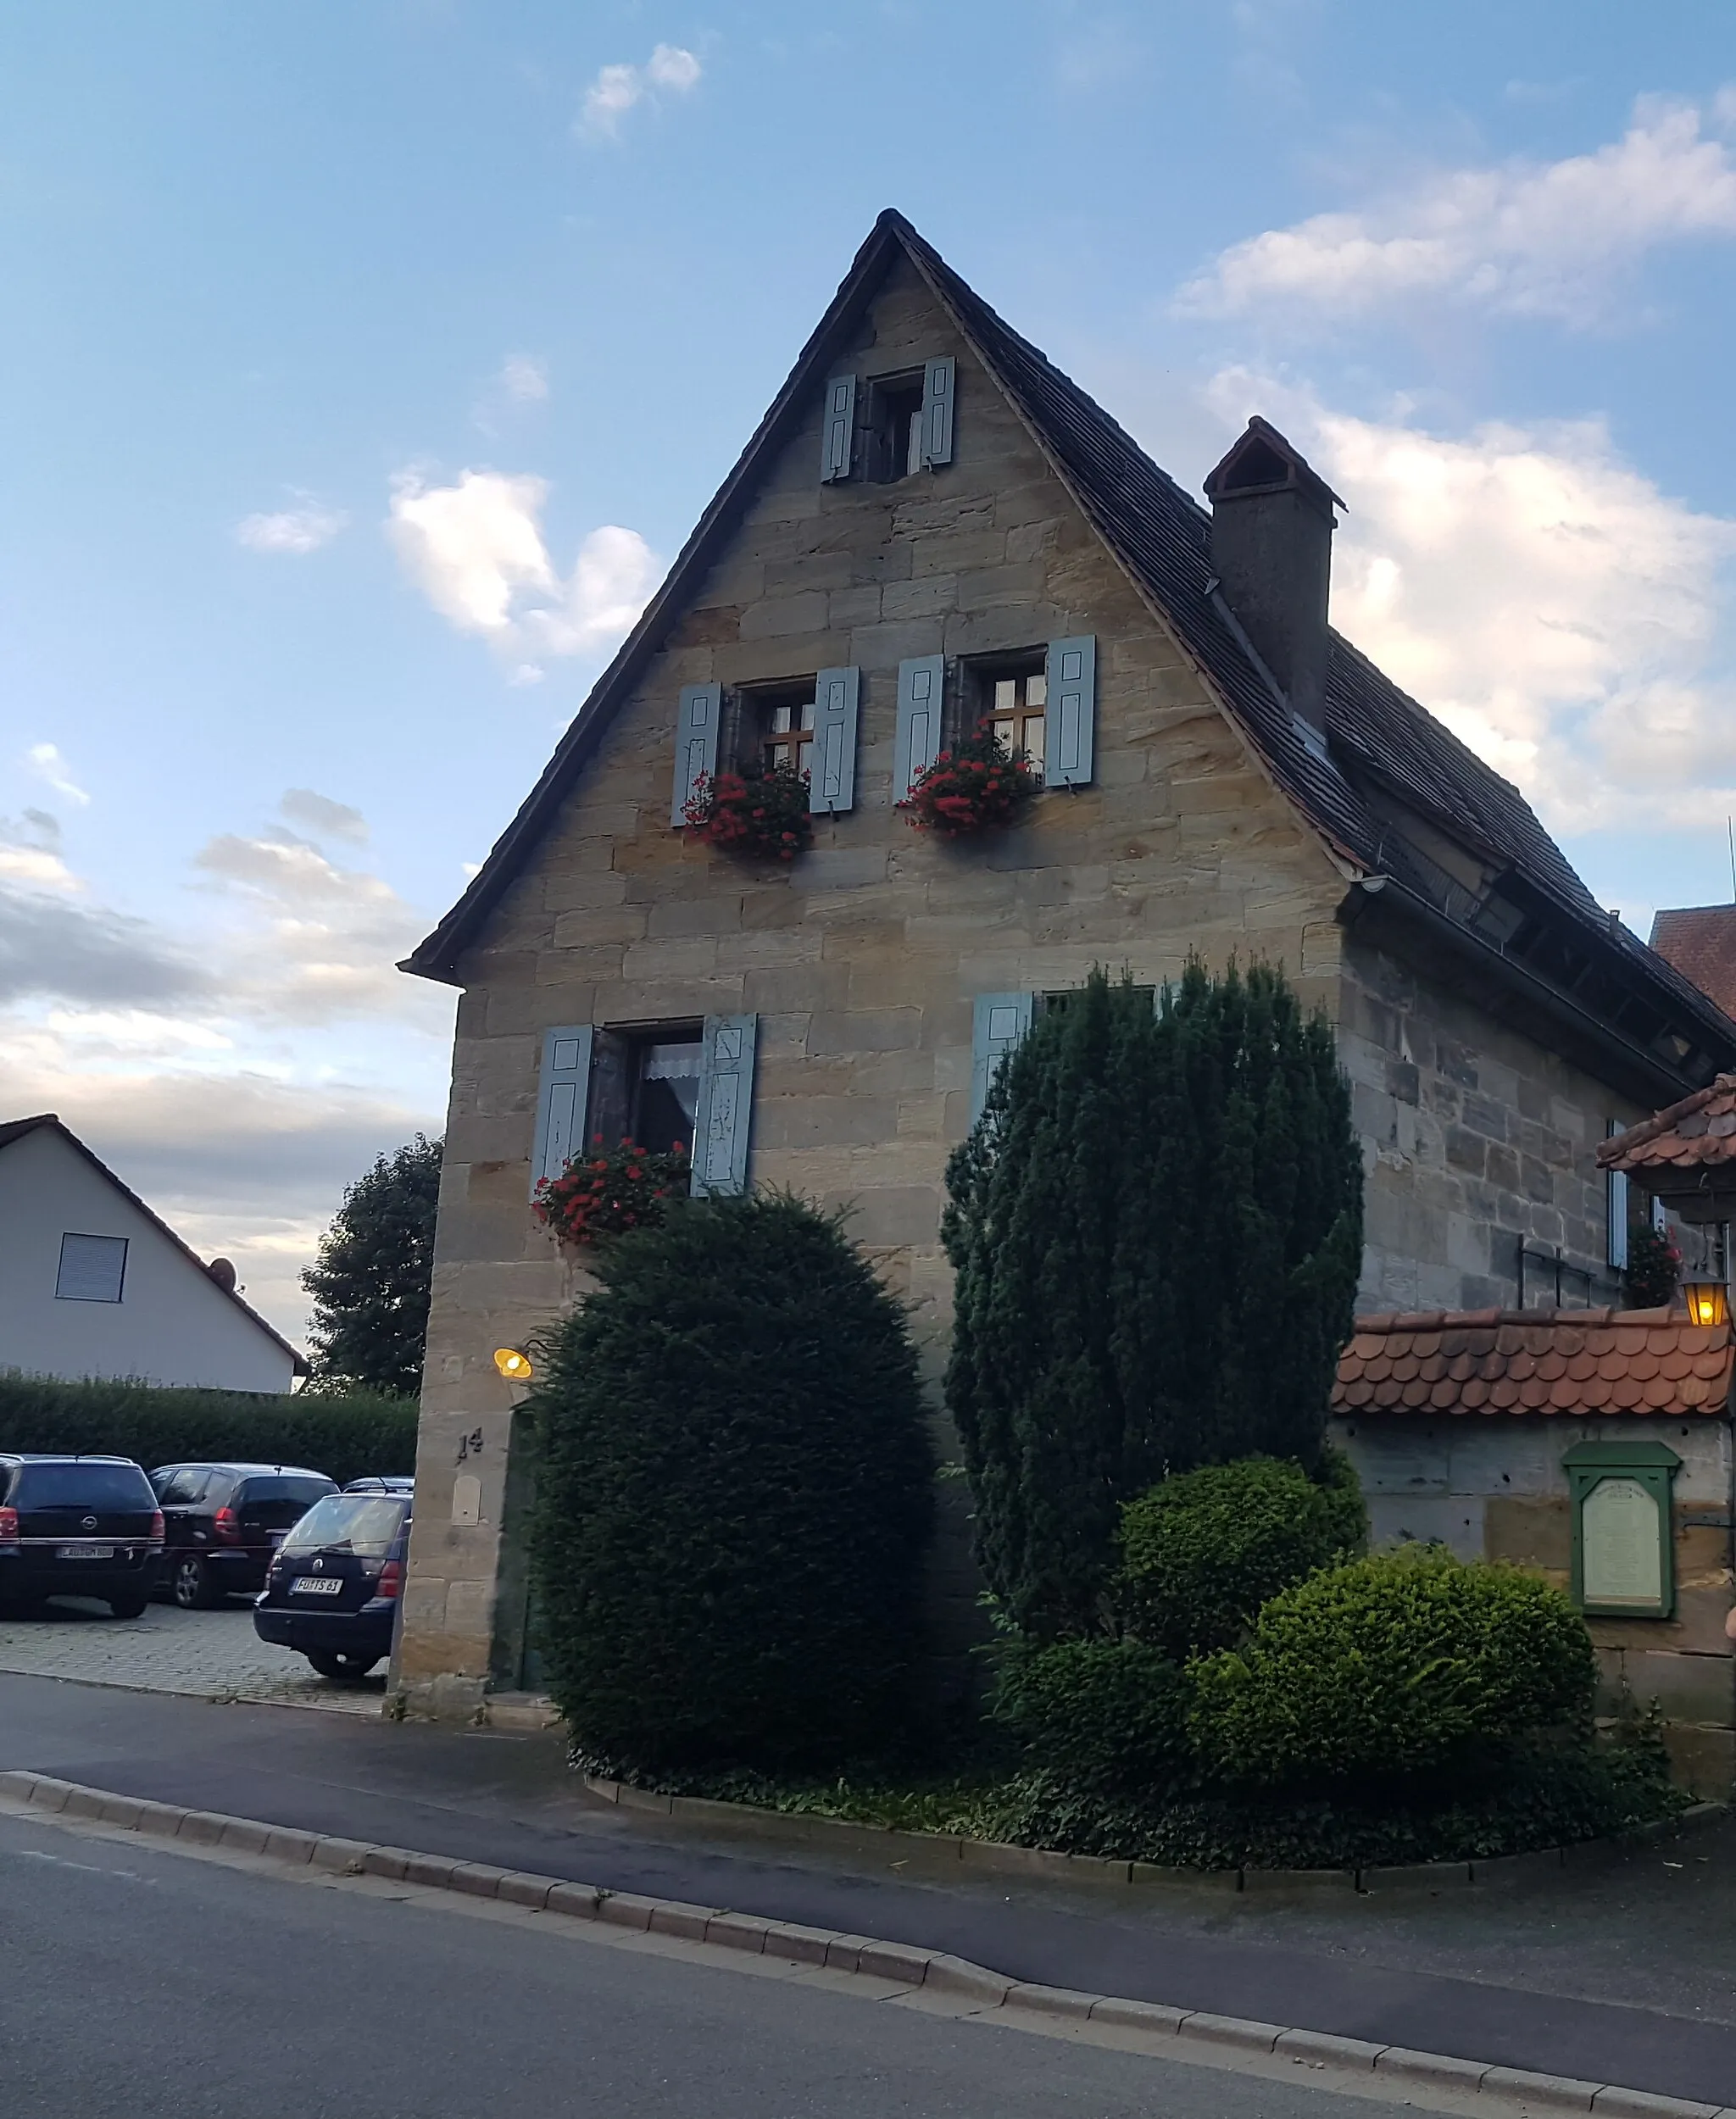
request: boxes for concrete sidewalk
[4,1671,1733,2107]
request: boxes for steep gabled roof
[0,1114,306,1373]
[398,212,1736,1090]
[1651,905,1736,1019]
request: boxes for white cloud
[578,42,702,138]
[236,498,348,554]
[25,742,89,806]
[499,354,549,404]
[387,467,659,676]
[1202,371,1736,837]
[279,787,368,843]
[1180,93,1736,327]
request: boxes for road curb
[578,1771,1727,1900]
[3,1768,1730,2119]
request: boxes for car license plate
[56,1543,113,1560]
[292,1577,343,1596]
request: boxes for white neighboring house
[0,1114,304,1393]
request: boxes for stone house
[392,209,1736,1720]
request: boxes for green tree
[302,1135,442,1396]
[942,963,1362,1639]
[526,1193,934,1771]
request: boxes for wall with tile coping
[1332,1410,1736,1794]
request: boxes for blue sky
[5,2,1736,1338]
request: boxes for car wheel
[304,1649,380,1681]
[171,1554,222,1610]
[107,1593,150,1621]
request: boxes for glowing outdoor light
[1683,1283,1729,1329]
[493,1346,533,1382]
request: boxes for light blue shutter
[810,666,860,814]
[971,993,1033,1122]
[670,681,721,825]
[531,1026,594,1199]
[1606,1120,1629,1271]
[921,356,955,467]
[894,655,944,799]
[1652,1194,1668,1234]
[693,1014,758,1196]
[1047,636,1096,787]
[820,374,856,482]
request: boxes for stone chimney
[1203,416,1344,734]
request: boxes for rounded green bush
[991,1636,1192,1797]
[1188,1546,1596,1788]
[526,1193,934,1772]
[1116,1451,1366,1657]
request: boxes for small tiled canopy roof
[1333,1308,1734,1418]
[1597,1073,1736,1174]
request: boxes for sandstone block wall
[1333,1411,1736,1794]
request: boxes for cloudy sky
[5,3,1735,1343]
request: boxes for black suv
[0,1455,163,1617]
[253,1485,411,1679]
[151,1463,337,1610]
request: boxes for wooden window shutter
[893,654,945,800]
[1046,635,1096,787]
[531,1026,594,1199]
[971,993,1033,1122]
[810,666,860,815]
[820,374,856,483]
[693,1014,758,1196]
[670,681,722,826]
[921,356,955,468]
[1605,1121,1629,1271]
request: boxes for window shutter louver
[55,1232,128,1303]
[810,666,860,814]
[693,1015,758,1196]
[971,993,1033,1122]
[894,654,945,800]
[1605,1120,1629,1271]
[921,356,955,468]
[1046,635,1096,787]
[670,681,722,825]
[820,374,856,482]
[531,1026,594,1199]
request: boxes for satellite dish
[207,1257,238,1293]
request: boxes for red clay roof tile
[1333,1306,1733,1419]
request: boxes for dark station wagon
[150,1462,338,1610]
[0,1455,163,1618]
[253,1485,411,1680]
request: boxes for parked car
[253,1484,412,1679]
[0,1454,163,1618]
[343,1476,414,1493]
[150,1462,338,1610]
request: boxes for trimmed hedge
[991,1637,1192,1798]
[1116,1452,1366,1657]
[0,1374,416,1488]
[528,1193,934,1773]
[1188,1545,1596,1788]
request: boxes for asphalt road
[5,1672,1734,2105]
[0,1808,1377,2119]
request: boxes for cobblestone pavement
[0,1599,384,1716]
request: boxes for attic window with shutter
[743,678,817,778]
[57,1232,128,1303]
[868,371,926,482]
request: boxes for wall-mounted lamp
[1683,1283,1729,1329]
[492,1346,534,1382]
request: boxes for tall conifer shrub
[942,963,1362,1638]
